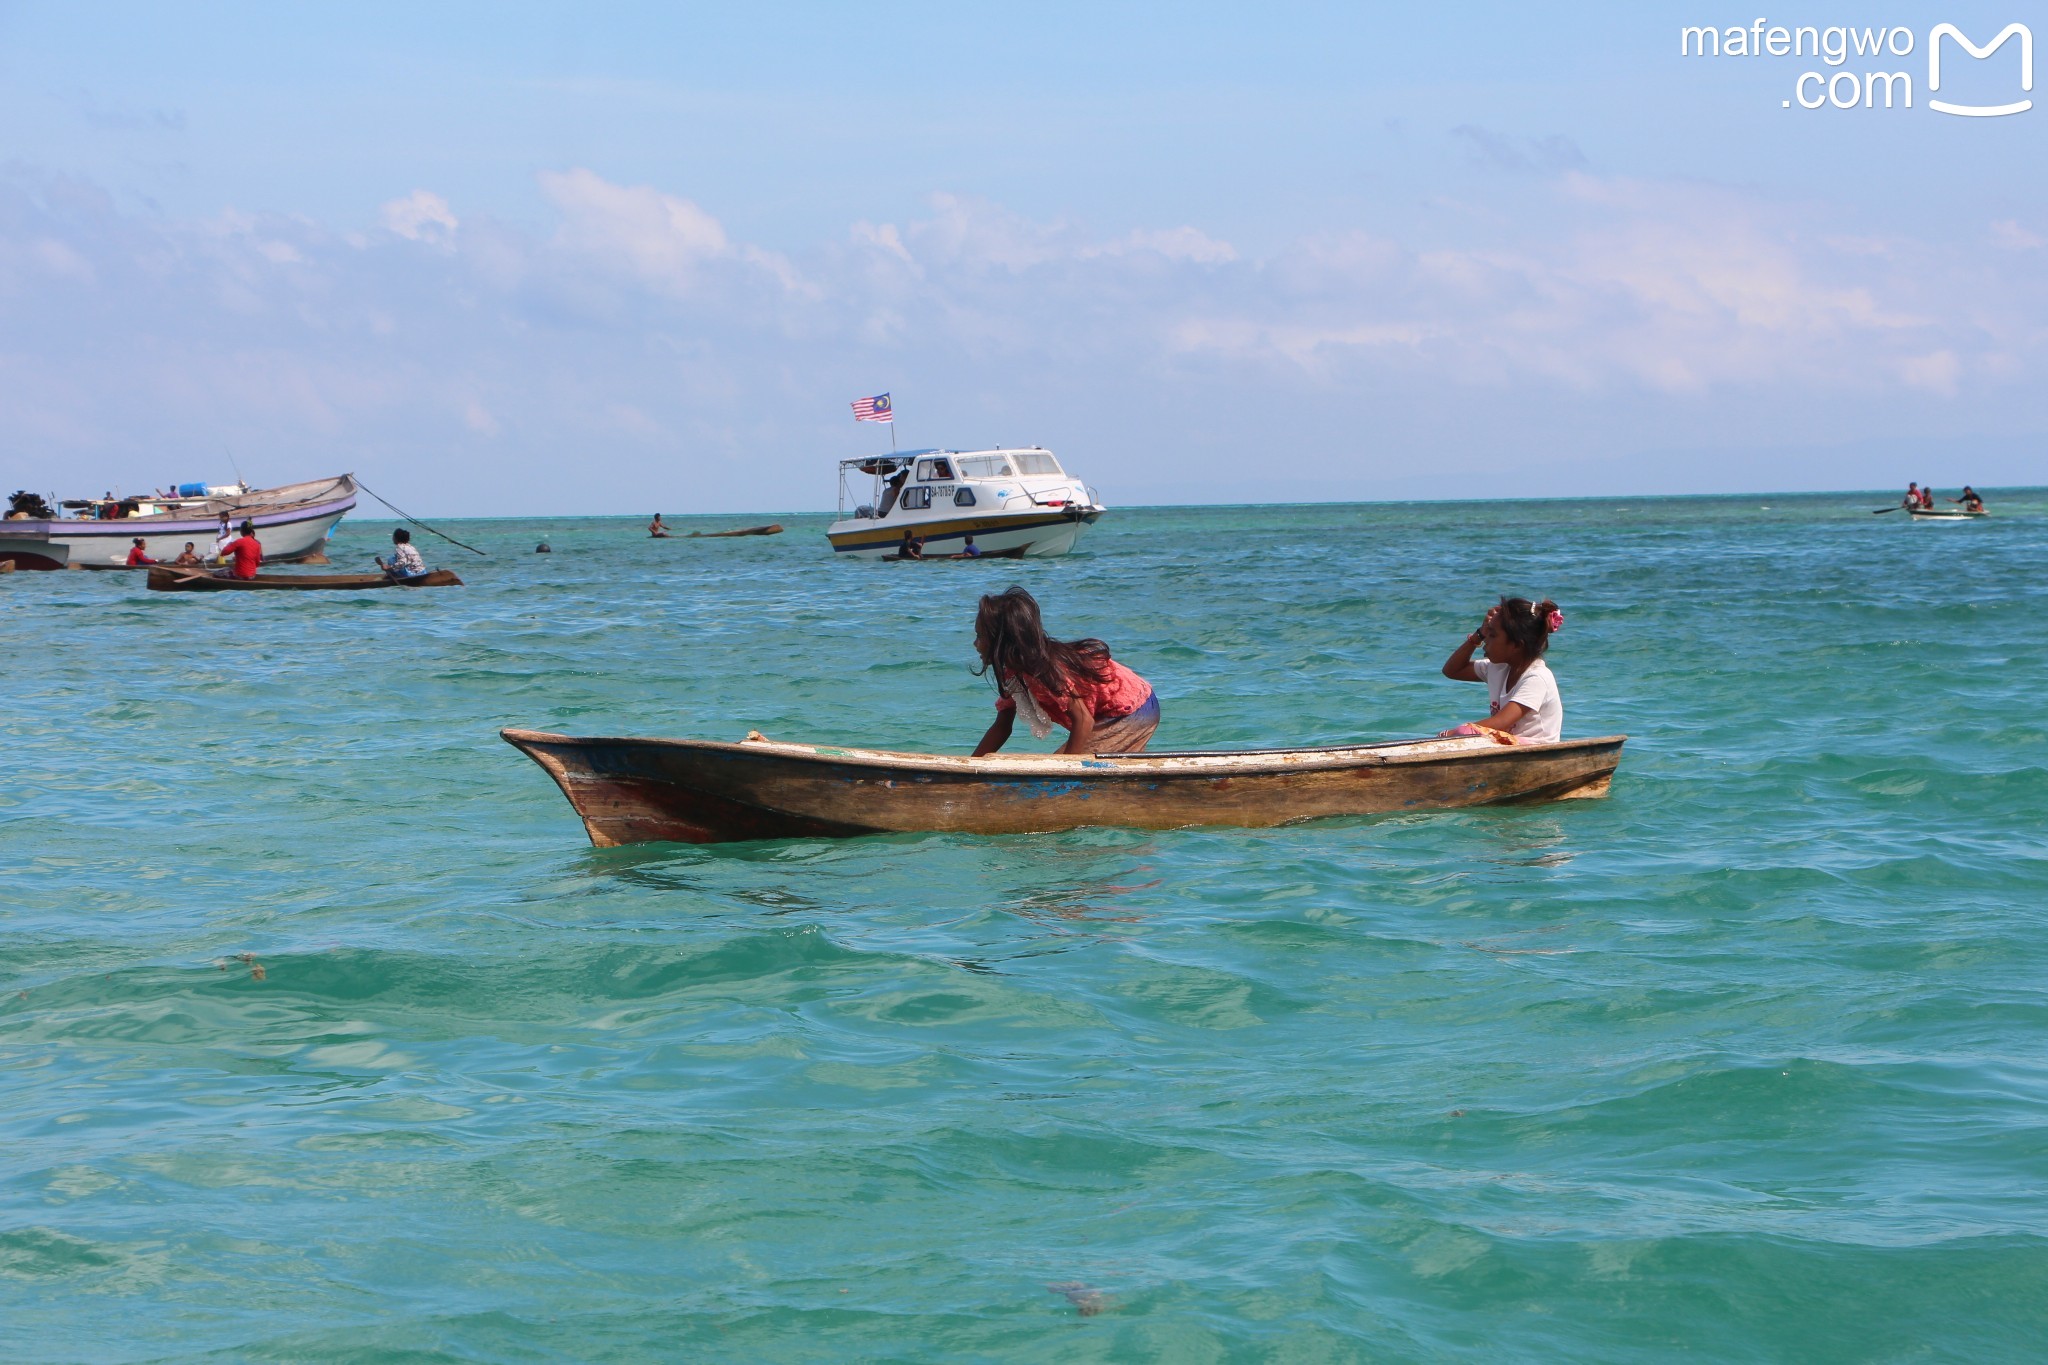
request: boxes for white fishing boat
[1,475,357,570]
[825,447,1105,558]
[1906,507,1985,521]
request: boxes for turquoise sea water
[5,493,2047,1360]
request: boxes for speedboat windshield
[954,451,1061,478]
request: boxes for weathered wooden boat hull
[689,524,785,537]
[147,567,464,592]
[501,729,1626,847]
[0,534,73,571]
[1907,509,1984,521]
[6,475,355,567]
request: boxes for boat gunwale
[499,728,1626,779]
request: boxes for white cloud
[1990,219,2042,250]
[1085,226,1238,265]
[3,161,2045,512]
[381,190,459,243]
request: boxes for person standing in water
[971,586,1159,756]
[1439,597,1565,744]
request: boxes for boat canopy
[836,447,1063,479]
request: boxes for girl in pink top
[971,587,1159,756]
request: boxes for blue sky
[2,1,2042,513]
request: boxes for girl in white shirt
[1439,597,1565,744]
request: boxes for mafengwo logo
[1680,19,2032,113]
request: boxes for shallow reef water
[4,492,2047,1359]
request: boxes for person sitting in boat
[376,528,428,580]
[125,537,158,567]
[876,466,909,519]
[213,521,263,581]
[954,535,983,559]
[1918,483,1935,508]
[1901,482,1920,509]
[971,586,1159,756]
[1952,486,1985,512]
[213,514,235,557]
[897,529,924,560]
[649,513,670,538]
[171,542,204,567]
[1439,598,1564,745]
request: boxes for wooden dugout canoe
[147,566,464,592]
[687,524,785,537]
[501,728,1626,847]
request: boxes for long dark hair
[1495,596,1561,657]
[974,587,1112,695]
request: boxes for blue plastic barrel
[177,483,208,497]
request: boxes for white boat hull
[1,475,355,569]
[826,506,1101,559]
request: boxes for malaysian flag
[851,393,893,424]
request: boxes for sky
[2,1,2043,514]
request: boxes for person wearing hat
[125,536,159,567]
[214,520,264,580]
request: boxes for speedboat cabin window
[916,458,955,481]
[1008,451,1062,477]
[901,487,934,510]
[954,487,976,506]
[954,456,1014,478]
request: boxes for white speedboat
[1,475,357,570]
[826,448,1105,558]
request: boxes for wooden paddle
[1873,505,1902,514]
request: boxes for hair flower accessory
[1546,609,1564,632]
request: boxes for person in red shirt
[214,521,263,580]
[971,586,1159,756]
[125,537,158,567]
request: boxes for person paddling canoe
[376,528,427,580]
[971,586,1159,756]
[1440,597,1565,745]
[213,521,263,581]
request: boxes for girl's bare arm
[1057,698,1094,755]
[1442,630,1484,681]
[972,710,1015,757]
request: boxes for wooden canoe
[1906,508,1985,520]
[688,524,784,537]
[501,728,1626,847]
[147,566,464,592]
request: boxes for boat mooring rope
[352,477,489,556]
